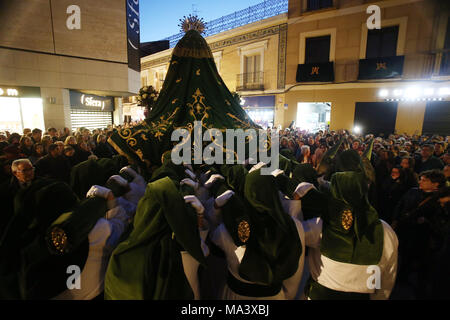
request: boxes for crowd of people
[0,124,449,300]
[276,128,450,299]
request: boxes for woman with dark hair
[379,166,409,224]
[29,143,45,164]
[19,136,33,157]
[400,156,419,188]
[7,133,21,145]
[40,135,52,155]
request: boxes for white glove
[271,169,284,177]
[124,181,146,205]
[185,169,197,180]
[317,175,331,189]
[184,195,205,214]
[120,166,137,178]
[204,174,225,189]
[108,175,129,187]
[183,163,194,173]
[293,182,316,199]
[120,166,146,188]
[180,178,199,191]
[184,195,206,230]
[249,162,266,173]
[86,185,113,200]
[214,190,235,208]
[86,185,116,209]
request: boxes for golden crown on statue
[179,14,206,34]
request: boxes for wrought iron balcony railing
[163,0,288,48]
[236,72,264,91]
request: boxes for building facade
[140,0,449,135]
[0,0,141,133]
[141,1,289,129]
[283,0,450,135]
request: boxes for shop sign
[0,85,41,98]
[69,91,114,112]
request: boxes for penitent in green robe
[104,176,206,300]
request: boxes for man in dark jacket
[35,144,71,183]
[0,159,36,237]
[415,144,444,173]
[392,169,447,298]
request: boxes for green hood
[239,170,302,286]
[19,197,108,300]
[70,156,128,199]
[316,137,345,176]
[321,171,383,265]
[292,163,319,188]
[104,176,206,300]
[0,178,79,299]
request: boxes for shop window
[0,97,44,133]
[354,102,398,136]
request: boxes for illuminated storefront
[69,91,115,131]
[296,102,331,132]
[241,95,275,129]
[0,85,44,133]
[122,96,146,123]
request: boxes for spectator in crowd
[94,134,113,159]
[298,145,313,165]
[0,159,36,236]
[416,144,444,173]
[34,143,71,183]
[29,143,44,165]
[434,142,445,159]
[59,127,71,142]
[379,166,409,224]
[392,170,447,298]
[444,164,450,187]
[40,135,53,154]
[31,128,42,144]
[400,156,419,188]
[63,145,78,168]
[8,133,21,145]
[47,127,58,142]
[19,136,33,157]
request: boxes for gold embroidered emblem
[171,60,178,65]
[172,98,178,104]
[238,220,250,243]
[310,66,320,75]
[176,78,182,83]
[196,69,201,76]
[376,62,387,70]
[341,210,353,231]
[51,227,68,254]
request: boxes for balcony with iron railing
[236,72,264,91]
[402,49,450,79]
[163,0,289,48]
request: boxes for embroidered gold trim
[238,220,250,243]
[341,210,353,231]
[51,227,68,254]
